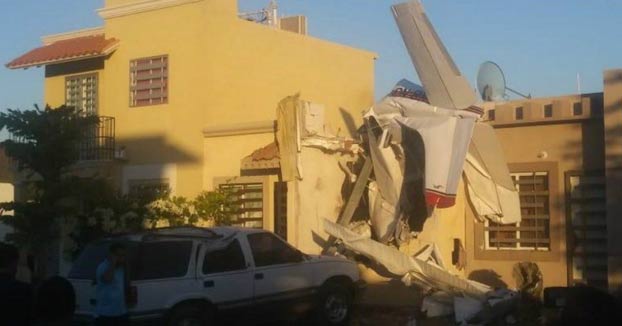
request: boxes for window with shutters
[485,171,551,251]
[130,55,168,107]
[219,183,264,228]
[66,73,98,115]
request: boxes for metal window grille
[219,183,264,228]
[485,172,551,250]
[128,179,170,198]
[130,55,168,107]
[66,73,98,115]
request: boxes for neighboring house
[6,0,376,249]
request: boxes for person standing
[95,243,130,326]
[0,242,34,326]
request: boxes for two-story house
[7,0,376,248]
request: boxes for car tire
[316,282,352,326]
[167,302,214,326]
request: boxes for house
[466,74,622,291]
[6,0,376,254]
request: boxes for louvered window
[130,55,168,107]
[219,183,264,228]
[66,73,98,115]
[485,172,551,250]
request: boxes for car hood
[307,254,355,264]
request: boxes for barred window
[485,172,550,251]
[219,183,264,228]
[66,73,98,115]
[128,179,170,200]
[130,55,168,107]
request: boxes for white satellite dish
[477,61,530,101]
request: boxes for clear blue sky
[1,0,621,111]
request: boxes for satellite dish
[477,61,531,101]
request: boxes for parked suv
[69,227,363,325]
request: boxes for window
[128,179,170,199]
[66,73,98,115]
[220,183,264,228]
[485,172,551,251]
[487,109,496,121]
[544,104,553,118]
[68,240,138,280]
[515,106,524,120]
[130,55,168,107]
[133,241,193,280]
[248,232,302,267]
[573,102,583,116]
[203,240,247,274]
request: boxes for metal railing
[8,115,116,163]
[78,116,115,161]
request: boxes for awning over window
[240,142,280,170]
[6,34,119,69]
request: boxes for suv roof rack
[141,226,222,240]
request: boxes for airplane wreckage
[259,0,528,324]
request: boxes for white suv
[69,227,363,325]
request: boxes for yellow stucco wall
[43,0,375,199]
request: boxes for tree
[0,105,99,280]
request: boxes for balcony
[79,116,115,162]
[9,115,116,163]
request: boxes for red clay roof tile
[250,142,280,161]
[6,34,119,69]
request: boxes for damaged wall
[402,179,468,277]
[290,147,354,254]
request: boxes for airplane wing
[392,1,476,110]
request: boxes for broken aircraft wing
[392,0,477,110]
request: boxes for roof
[6,34,119,69]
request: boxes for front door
[565,172,608,289]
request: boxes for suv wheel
[316,283,352,326]
[168,303,213,326]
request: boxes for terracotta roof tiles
[6,34,119,69]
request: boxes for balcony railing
[79,116,115,161]
[9,115,116,162]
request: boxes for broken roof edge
[41,26,105,45]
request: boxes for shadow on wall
[339,107,360,138]
[117,135,200,165]
[468,269,508,289]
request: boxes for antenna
[477,61,531,101]
[577,73,582,94]
[239,0,279,28]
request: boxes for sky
[1,0,622,111]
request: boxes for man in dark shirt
[0,242,34,326]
